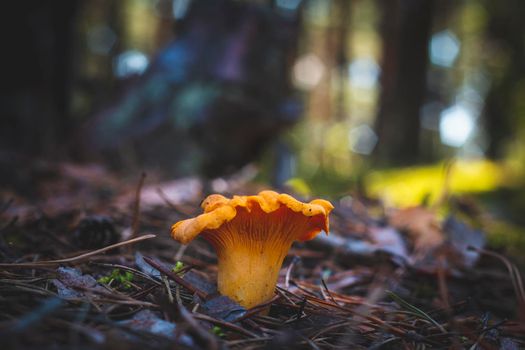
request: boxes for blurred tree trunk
[482,0,525,158]
[333,0,351,121]
[308,21,334,122]
[306,0,351,170]
[0,0,79,158]
[307,0,351,121]
[374,0,435,165]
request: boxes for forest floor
[0,162,524,349]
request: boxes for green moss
[172,261,185,273]
[98,268,134,289]
[211,326,225,338]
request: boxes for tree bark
[482,0,525,158]
[374,0,435,165]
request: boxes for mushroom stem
[215,241,291,309]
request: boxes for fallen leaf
[135,252,163,279]
[119,309,194,346]
[52,266,105,299]
[201,295,246,322]
[389,206,444,257]
[443,216,485,268]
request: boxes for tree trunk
[482,0,525,158]
[374,0,435,165]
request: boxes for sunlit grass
[365,159,503,207]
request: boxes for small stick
[130,172,146,244]
[294,297,307,322]
[285,256,300,289]
[156,188,178,210]
[0,234,156,268]
[193,312,259,338]
[156,188,195,217]
[320,278,338,305]
[470,246,525,318]
[142,256,209,300]
[437,257,450,309]
[175,244,188,262]
[162,275,174,304]
[178,306,219,350]
[231,294,281,323]
[305,295,408,337]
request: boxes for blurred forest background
[1,0,525,226]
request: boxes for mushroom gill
[170,190,333,309]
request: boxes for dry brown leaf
[389,206,445,257]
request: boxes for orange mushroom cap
[170,190,333,308]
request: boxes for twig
[0,234,156,267]
[285,256,300,289]
[130,172,146,244]
[437,256,450,309]
[293,297,307,322]
[156,188,178,211]
[92,299,158,307]
[178,306,219,350]
[226,337,273,347]
[162,275,174,304]
[386,290,447,333]
[142,256,209,300]
[470,246,525,318]
[320,278,338,305]
[156,188,195,216]
[193,312,259,338]
[131,284,160,300]
[305,295,408,337]
[309,320,351,340]
[231,294,281,323]
[175,244,188,262]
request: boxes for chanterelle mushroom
[171,190,333,309]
